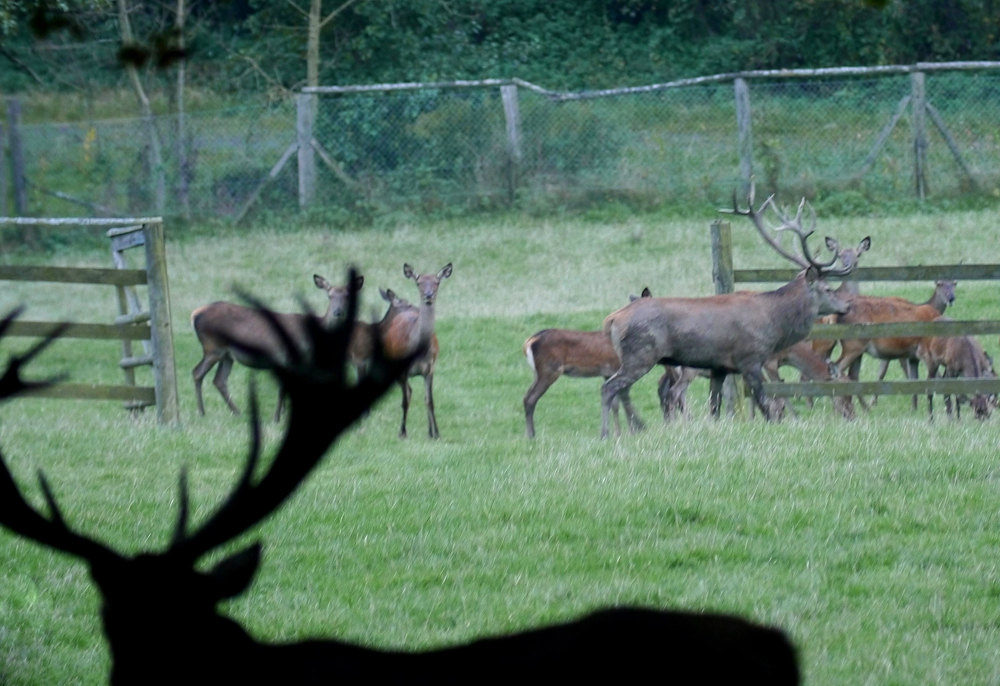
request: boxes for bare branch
[319,0,366,29]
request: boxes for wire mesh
[8,70,1000,222]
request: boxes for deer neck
[767,276,822,352]
[925,290,950,314]
[408,299,435,352]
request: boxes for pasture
[1,209,999,685]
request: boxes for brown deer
[599,188,862,437]
[347,287,413,378]
[809,236,871,363]
[918,317,996,420]
[383,263,452,438]
[832,280,956,411]
[0,304,800,685]
[191,273,362,422]
[522,289,653,439]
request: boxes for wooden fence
[709,220,1000,412]
[0,217,179,425]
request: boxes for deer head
[723,184,865,317]
[0,274,421,683]
[403,263,452,306]
[313,273,363,322]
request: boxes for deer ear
[805,266,820,284]
[438,263,453,280]
[353,275,364,290]
[403,264,415,280]
[207,543,261,600]
[858,236,871,252]
[380,288,391,302]
[313,275,330,291]
[641,287,652,298]
[824,237,839,252]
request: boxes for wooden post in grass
[911,71,928,200]
[142,220,179,425]
[711,220,742,417]
[501,84,522,203]
[734,79,753,197]
[0,121,6,217]
[297,94,317,209]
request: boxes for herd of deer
[524,188,997,438]
[0,291,801,683]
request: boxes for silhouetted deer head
[0,273,800,685]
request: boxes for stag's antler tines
[0,308,68,402]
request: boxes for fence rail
[0,217,178,424]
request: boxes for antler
[0,309,121,565]
[721,182,810,270]
[169,268,422,562]
[722,183,858,278]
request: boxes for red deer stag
[522,290,652,439]
[918,317,996,420]
[599,188,861,438]
[832,280,956,411]
[0,303,800,685]
[383,262,452,438]
[191,273,362,421]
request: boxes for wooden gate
[0,217,179,425]
[710,220,1000,410]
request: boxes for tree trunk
[117,0,166,215]
[175,0,190,219]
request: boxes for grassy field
[1,209,999,684]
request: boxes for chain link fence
[6,69,1000,224]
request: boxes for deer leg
[523,372,558,439]
[925,364,938,420]
[610,391,622,437]
[709,370,726,418]
[618,387,644,433]
[906,357,920,411]
[424,371,439,439]
[192,351,224,416]
[274,388,286,423]
[399,377,412,438]
[742,366,779,421]
[600,363,651,439]
[211,355,241,416]
[657,371,673,423]
[850,357,872,412]
[869,359,891,407]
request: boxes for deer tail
[524,332,546,374]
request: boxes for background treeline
[1,0,999,100]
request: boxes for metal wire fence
[6,69,1000,223]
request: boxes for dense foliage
[1,0,999,95]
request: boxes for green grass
[2,209,1000,684]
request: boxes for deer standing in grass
[599,188,860,437]
[917,317,996,420]
[191,273,362,422]
[384,263,452,438]
[522,290,652,439]
[832,280,956,411]
[0,303,800,685]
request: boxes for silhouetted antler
[169,268,423,562]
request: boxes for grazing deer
[0,304,800,686]
[522,290,653,439]
[757,341,855,420]
[918,317,996,420]
[832,280,956,411]
[191,273,362,422]
[599,187,862,437]
[657,365,701,421]
[383,263,452,438]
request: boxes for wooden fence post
[297,93,317,209]
[734,78,753,197]
[911,70,928,200]
[711,220,742,417]
[7,99,27,215]
[501,84,522,203]
[142,220,179,425]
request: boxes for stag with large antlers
[599,187,864,437]
[0,292,801,685]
